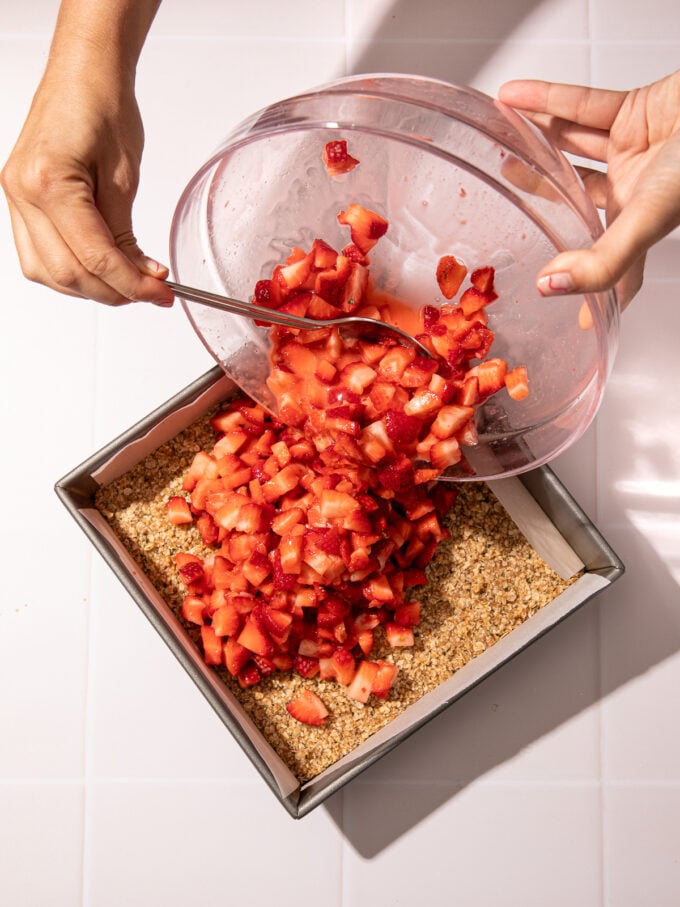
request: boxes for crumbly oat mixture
[96,406,576,783]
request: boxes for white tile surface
[85,781,344,907]
[2,1,680,905]
[603,784,680,906]
[342,781,602,906]
[87,560,259,780]
[0,783,83,907]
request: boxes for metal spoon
[165,280,434,359]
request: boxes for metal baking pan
[55,365,624,818]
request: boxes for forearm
[45,0,162,84]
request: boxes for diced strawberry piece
[429,437,462,470]
[383,409,421,445]
[346,659,380,703]
[182,450,218,492]
[340,262,370,312]
[430,404,474,439]
[277,249,314,290]
[181,595,205,625]
[371,660,399,699]
[460,286,496,317]
[339,361,377,394]
[330,648,356,685]
[363,574,394,603]
[505,365,529,400]
[224,637,251,679]
[322,139,360,177]
[394,601,421,627]
[458,376,480,406]
[259,605,293,638]
[341,243,367,264]
[377,346,417,381]
[253,278,282,312]
[298,637,334,658]
[176,555,205,588]
[311,238,339,270]
[279,532,304,575]
[237,615,273,657]
[293,654,320,679]
[238,663,261,688]
[319,489,358,521]
[306,294,342,320]
[403,388,441,418]
[436,255,467,299]
[166,495,193,526]
[475,357,508,396]
[357,629,374,656]
[286,689,329,726]
[252,654,277,678]
[200,625,223,665]
[211,603,240,638]
[470,266,495,293]
[337,204,388,254]
[385,623,415,647]
[262,464,306,503]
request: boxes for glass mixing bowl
[169,73,619,481]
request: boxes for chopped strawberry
[470,266,495,293]
[346,660,380,703]
[286,689,329,726]
[337,204,388,254]
[166,495,193,526]
[385,623,415,648]
[371,660,399,699]
[181,595,205,625]
[505,365,529,400]
[322,140,360,177]
[200,625,223,666]
[436,255,467,299]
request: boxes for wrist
[46,0,161,84]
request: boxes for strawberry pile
[168,170,529,725]
[167,392,457,721]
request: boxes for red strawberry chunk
[436,255,467,299]
[505,365,529,400]
[286,689,329,726]
[322,140,360,177]
[346,660,380,703]
[166,495,193,526]
[470,266,495,293]
[337,204,388,254]
[200,625,223,666]
[171,221,531,714]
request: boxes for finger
[520,110,610,162]
[12,199,134,305]
[95,181,172,286]
[499,80,627,131]
[574,167,608,209]
[38,184,173,305]
[536,190,675,303]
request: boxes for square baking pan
[55,365,624,818]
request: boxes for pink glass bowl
[170,74,619,481]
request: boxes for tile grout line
[587,8,607,906]
[79,306,103,907]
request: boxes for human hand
[0,0,173,307]
[499,70,680,309]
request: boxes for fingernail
[537,272,575,296]
[141,256,169,276]
[153,298,174,308]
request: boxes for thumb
[537,167,680,308]
[99,189,173,304]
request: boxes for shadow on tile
[322,519,679,854]
[351,0,549,82]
